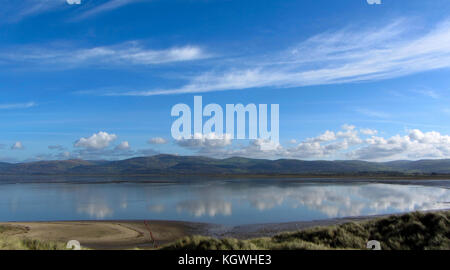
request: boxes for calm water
[0,177,449,225]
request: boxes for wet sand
[0,220,217,249]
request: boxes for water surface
[0,177,449,225]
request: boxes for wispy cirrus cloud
[0,42,208,67]
[1,0,69,23]
[413,89,440,99]
[110,18,450,96]
[354,108,390,118]
[0,102,36,110]
[1,0,146,23]
[73,0,147,21]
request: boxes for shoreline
[2,209,449,249]
[0,177,449,187]
[2,174,450,179]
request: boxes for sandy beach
[0,220,216,249]
[4,210,444,249]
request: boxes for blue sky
[2,0,450,162]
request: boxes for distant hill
[1,154,450,176]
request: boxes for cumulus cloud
[176,133,233,149]
[74,131,117,150]
[360,128,378,135]
[287,127,450,161]
[307,130,336,143]
[39,134,160,160]
[11,141,24,150]
[115,141,130,150]
[172,125,450,161]
[347,129,450,160]
[148,137,168,145]
[226,139,283,158]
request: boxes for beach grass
[161,210,450,250]
[0,224,74,250]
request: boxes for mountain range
[1,154,450,176]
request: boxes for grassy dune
[0,237,68,250]
[0,225,68,250]
[162,211,450,250]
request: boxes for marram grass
[161,211,450,250]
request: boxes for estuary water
[0,177,449,225]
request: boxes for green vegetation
[0,237,68,250]
[161,211,450,250]
[0,224,26,234]
[1,211,448,250]
[0,224,69,250]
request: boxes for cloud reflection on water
[1,180,449,222]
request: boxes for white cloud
[176,133,232,149]
[230,139,283,157]
[414,89,440,99]
[115,18,450,96]
[11,141,24,150]
[0,0,67,23]
[148,137,168,145]
[307,130,336,143]
[360,128,378,135]
[73,0,138,20]
[0,102,36,110]
[115,141,130,150]
[1,0,145,23]
[1,42,207,67]
[355,108,389,118]
[172,125,450,161]
[347,129,450,160]
[74,131,117,150]
[287,127,450,161]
